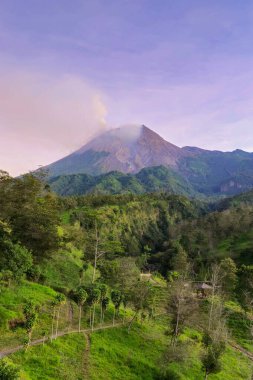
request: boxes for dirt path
[0,323,123,359]
[228,341,253,362]
[83,332,91,380]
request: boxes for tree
[26,264,42,282]
[0,270,13,288]
[237,265,253,312]
[23,301,38,348]
[55,293,66,338]
[75,287,88,332]
[171,243,189,277]
[79,262,89,285]
[99,257,140,292]
[167,278,197,347]
[201,278,227,380]
[201,332,225,380]
[50,298,57,342]
[111,290,122,326]
[101,296,110,325]
[51,293,66,340]
[220,258,237,296]
[127,280,153,332]
[86,286,101,331]
[0,170,10,182]
[0,173,60,261]
[207,264,222,330]
[0,359,19,380]
[84,215,123,283]
[98,284,108,325]
[0,220,32,281]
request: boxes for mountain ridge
[46,125,190,176]
[45,124,253,196]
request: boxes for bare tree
[167,278,198,347]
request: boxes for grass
[89,317,253,380]
[1,307,252,379]
[0,278,131,353]
[9,333,86,380]
[40,245,98,292]
[0,274,252,379]
[0,281,57,350]
[40,246,83,291]
[227,311,253,352]
[90,318,168,380]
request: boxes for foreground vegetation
[10,333,86,380]
[0,170,253,379]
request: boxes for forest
[0,170,253,379]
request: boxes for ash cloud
[0,68,108,175]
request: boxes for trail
[0,323,123,359]
[83,332,91,380]
[228,341,253,362]
[194,322,253,363]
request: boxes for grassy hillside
[4,316,252,380]
[10,334,86,380]
[1,174,253,379]
[90,318,252,380]
[0,281,57,350]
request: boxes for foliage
[237,265,253,312]
[170,204,253,269]
[0,220,32,281]
[111,290,122,313]
[75,287,88,307]
[167,278,198,346]
[10,334,86,380]
[219,258,237,295]
[0,359,19,380]
[201,332,226,378]
[49,166,197,197]
[0,173,60,260]
[23,301,38,345]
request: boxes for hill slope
[48,166,196,197]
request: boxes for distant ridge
[48,165,196,197]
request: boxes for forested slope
[0,171,253,379]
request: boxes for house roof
[196,283,212,290]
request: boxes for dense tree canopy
[0,172,60,260]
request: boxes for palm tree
[101,296,109,325]
[54,293,66,338]
[76,287,88,332]
[111,290,122,326]
[98,284,108,326]
[23,301,38,349]
[88,287,100,331]
[50,298,57,342]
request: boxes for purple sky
[1,0,253,175]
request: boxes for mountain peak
[46,125,185,177]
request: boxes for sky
[0,0,253,175]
